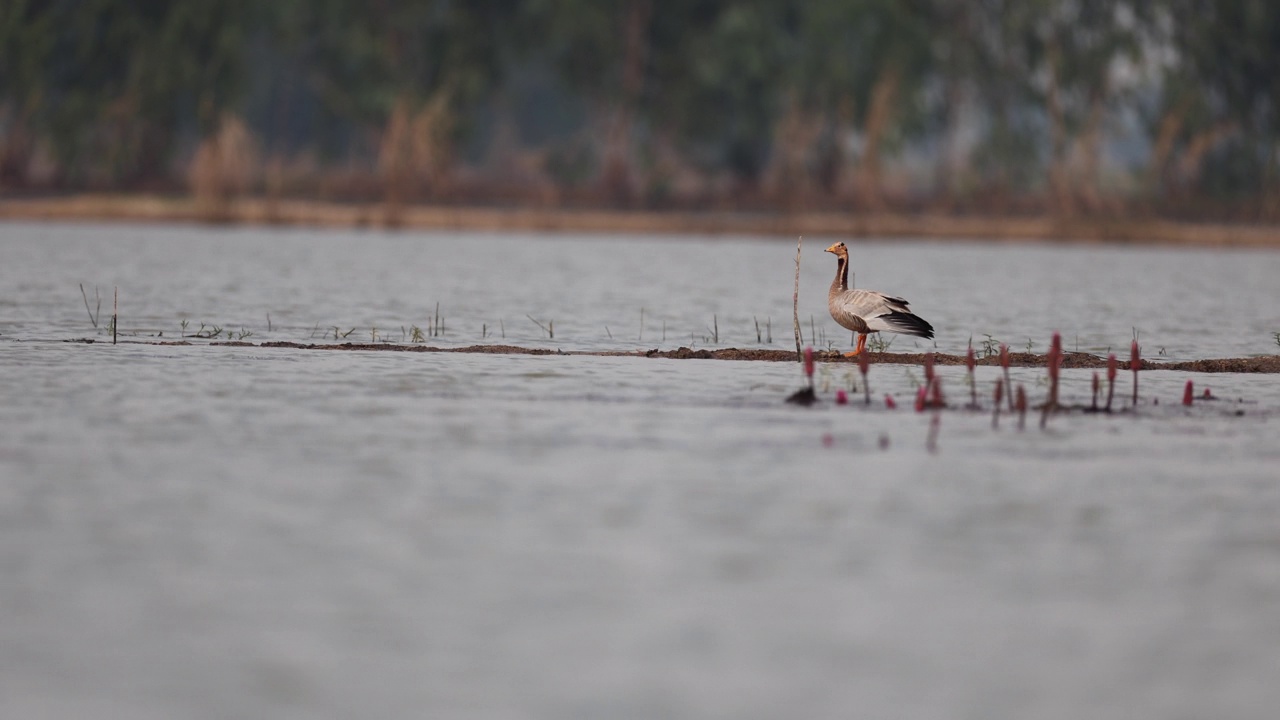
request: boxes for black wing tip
[883,311,934,339]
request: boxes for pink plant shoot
[1182,380,1194,406]
[1000,344,1013,411]
[992,378,1004,429]
[1106,353,1118,411]
[858,350,871,404]
[1047,332,1062,409]
[1048,332,1061,380]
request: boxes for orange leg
[843,333,869,357]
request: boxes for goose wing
[832,289,909,320]
[831,289,933,338]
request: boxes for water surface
[2,222,1279,719]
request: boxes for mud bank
[65,338,1280,373]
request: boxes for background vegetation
[3,0,1279,222]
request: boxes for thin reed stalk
[792,236,802,361]
[526,314,552,338]
[1047,332,1062,411]
[80,284,100,328]
[966,346,977,408]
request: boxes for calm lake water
[2,221,1279,719]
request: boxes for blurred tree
[656,1,793,190]
[961,0,1146,214]
[1157,0,1280,214]
[3,0,1279,219]
[0,1,251,186]
[787,0,935,208]
[523,0,665,204]
[42,0,255,186]
[272,0,516,205]
[0,0,56,185]
[925,0,977,206]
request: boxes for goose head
[825,242,848,258]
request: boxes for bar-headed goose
[825,241,933,356]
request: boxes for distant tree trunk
[378,98,413,225]
[264,156,284,223]
[0,105,33,187]
[764,93,820,211]
[1262,137,1280,222]
[817,94,855,196]
[411,89,455,200]
[188,113,256,222]
[376,90,453,217]
[1044,40,1074,216]
[933,78,966,211]
[1078,87,1108,213]
[1146,105,1185,200]
[1176,121,1237,192]
[852,66,899,211]
[600,0,652,207]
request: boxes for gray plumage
[825,242,933,354]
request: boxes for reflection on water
[2,222,1279,719]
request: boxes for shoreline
[61,338,1280,373]
[5,194,1280,247]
